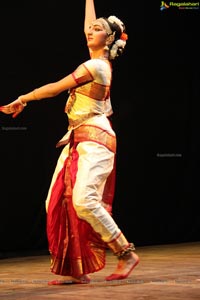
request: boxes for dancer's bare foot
[48,274,91,285]
[75,274,91,283]
[105,251,139,281]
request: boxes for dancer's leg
[73,141,139,280]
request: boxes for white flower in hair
[110,44,118,60]
[110,39,126,60]
[116,39,126,48]
[108,16,124,33]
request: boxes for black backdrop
[0,1,199,257]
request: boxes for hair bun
[107,16,124,33]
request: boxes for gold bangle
[18,97,27,107]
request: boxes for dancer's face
[86,20,108,50]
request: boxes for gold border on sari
[74,125,116,153]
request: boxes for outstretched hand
[0,98,26,118]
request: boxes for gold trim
[74,125,116,153]
[107,232,129,254]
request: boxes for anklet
[115,243,135,259]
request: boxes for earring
[104,45,109,51]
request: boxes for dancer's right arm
[0,73,77,118]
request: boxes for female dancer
[0,0,139,284]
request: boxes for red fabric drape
[46,145,116,277]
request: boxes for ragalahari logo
[160,1,170,10]
[160,1,200,10]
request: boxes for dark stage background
[0,1,199,257]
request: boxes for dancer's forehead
[91,18,112,35]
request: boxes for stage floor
[0,242,200,300]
